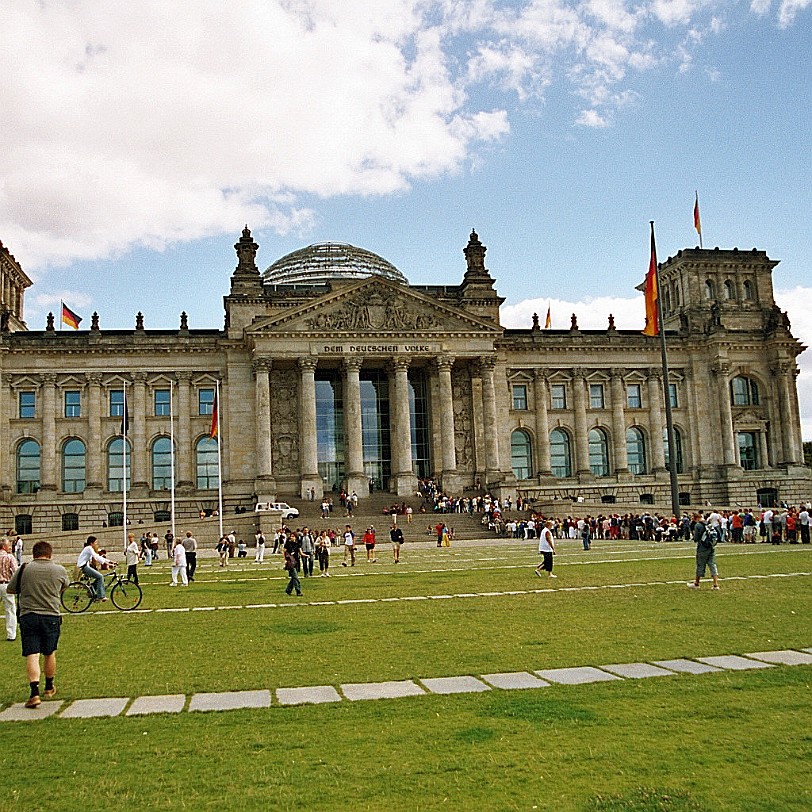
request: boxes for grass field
[1,538,810,811]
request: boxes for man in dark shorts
[7,540,70,708]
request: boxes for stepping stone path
[1,647,809,721]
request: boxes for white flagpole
[170,379,176,542]
[216,380,224,540]
[122,380,129,552]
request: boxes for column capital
[41,372,57,386]
[572,367,586,380]
[609,368,625,381]
[176,371,193,384]
[132,371,149,384]
[252,358,272,377]
[434,357,455,372]
[298,357,318,373]
[711,362,730,377]
[86,372,103,386]
[477,356,496,374]
[392,358,410,373]
[533,368,549,383]
[343,357,363,374]
[647,368,663,381]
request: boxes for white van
[254,502,300,520]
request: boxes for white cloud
[750,0,772,15]
[2,0,810,270]
[502,289,812,441]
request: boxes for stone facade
[0,228,809,535]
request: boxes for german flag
[61,302,82,329]
[209,390,219,440]
[642,223,659,337]
[544,304,551,329]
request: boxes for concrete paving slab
[126,694,186,715]
[802,648,812,654]
[600,663,676,679]
[0,701,64,721]
[60,698,129,718]
[480,672,551,690]
[696,655,774,671]
[743,650,812,666]
[188,690,271,712]
[652,659,722,675]
[535,666,623,685]
[276,686,343,706]
[421,676,491,695]
[341,680,425,701]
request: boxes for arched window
[152,436,173,490]
[731,376,759,406]
[588,428,609,476]
[626,427,647,475]
[510,429,533,480]
[723,279,735,300]
[704,279,715,300]
[743,280,754,301]
[196,437,219,490]
[16,439,41,494]
[549,429,572,478]
[663,428,684,474]
[107,437,131,492]
[62,438,86,493]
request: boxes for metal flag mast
[170,379,176,544]
[215,379,224,540]
[122,379,129,552]
[651,221,681,519]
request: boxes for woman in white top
[77,536,114,600]
[534,520,557,578]
[171,542,188,586]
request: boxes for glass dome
[263,242,407,286]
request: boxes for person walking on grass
[363,526,377,562]
[688,512,720,590]
[7,541,69,708]
[170,540,188,586]
[254,530,266,563]
[125,534,140,585]
[342,525,356,567]
[283,539,302,596]
[182,531,198,581]
[534,519,557,578]
[390,523,404,563]
[1,537,19,641]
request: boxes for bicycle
[61,567,143,613]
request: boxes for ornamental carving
[305,290,440,332]
[270,368,300,475]
[452,368,474,472]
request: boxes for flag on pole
[544,304,551,329]
[61,302,82,329]
[642,223,659,337]
[209,390,219,440]
[693,191,702,247]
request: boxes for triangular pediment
[246,277,502,336]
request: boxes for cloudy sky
[2,0,811,437]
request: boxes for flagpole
[694,191,703,249]
[215,380,223,540]
[122,380,129,552]
[170,379,176,543]
[59,300,63,331]
[651,222,681,519]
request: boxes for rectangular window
[550,384,566,410]
[64,391,81,418]
[19,391,35,419]
[110,389,125,417]
[626,384,642,409]
[512,384,528,410]
[199,387,215,416]
[154,389,171,416]
[668,383,678,409]
[589,384,605,409]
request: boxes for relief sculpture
[270,368,300,474]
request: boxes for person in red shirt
[786,510,798,544]
[363,527,377,563]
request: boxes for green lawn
[1,540,810,811]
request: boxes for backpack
[700,525,717,549]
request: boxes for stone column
[609,370,628,475]
[40,374,57,491]
[572,369,590,475]
[86,373,103,491]
[390,358,416,496]
[342,358,366,496]
[176,372,194,490]
[298,358,322,499]
[470,368,486,483]
[131,372,148,492]
[253,359,275,498]
[758,428,769,469]
[774,362,800,465]
[435,358,457,484]
[533,370,551,476]
[712,362,737,466]
[480,357,500,482]
[647,370,666,472]
[0,378,9,497]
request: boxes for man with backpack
[688,512,720,590]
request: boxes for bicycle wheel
[61,582,93,613]
[110,579,143,610]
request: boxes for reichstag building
[0,228,808,534]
